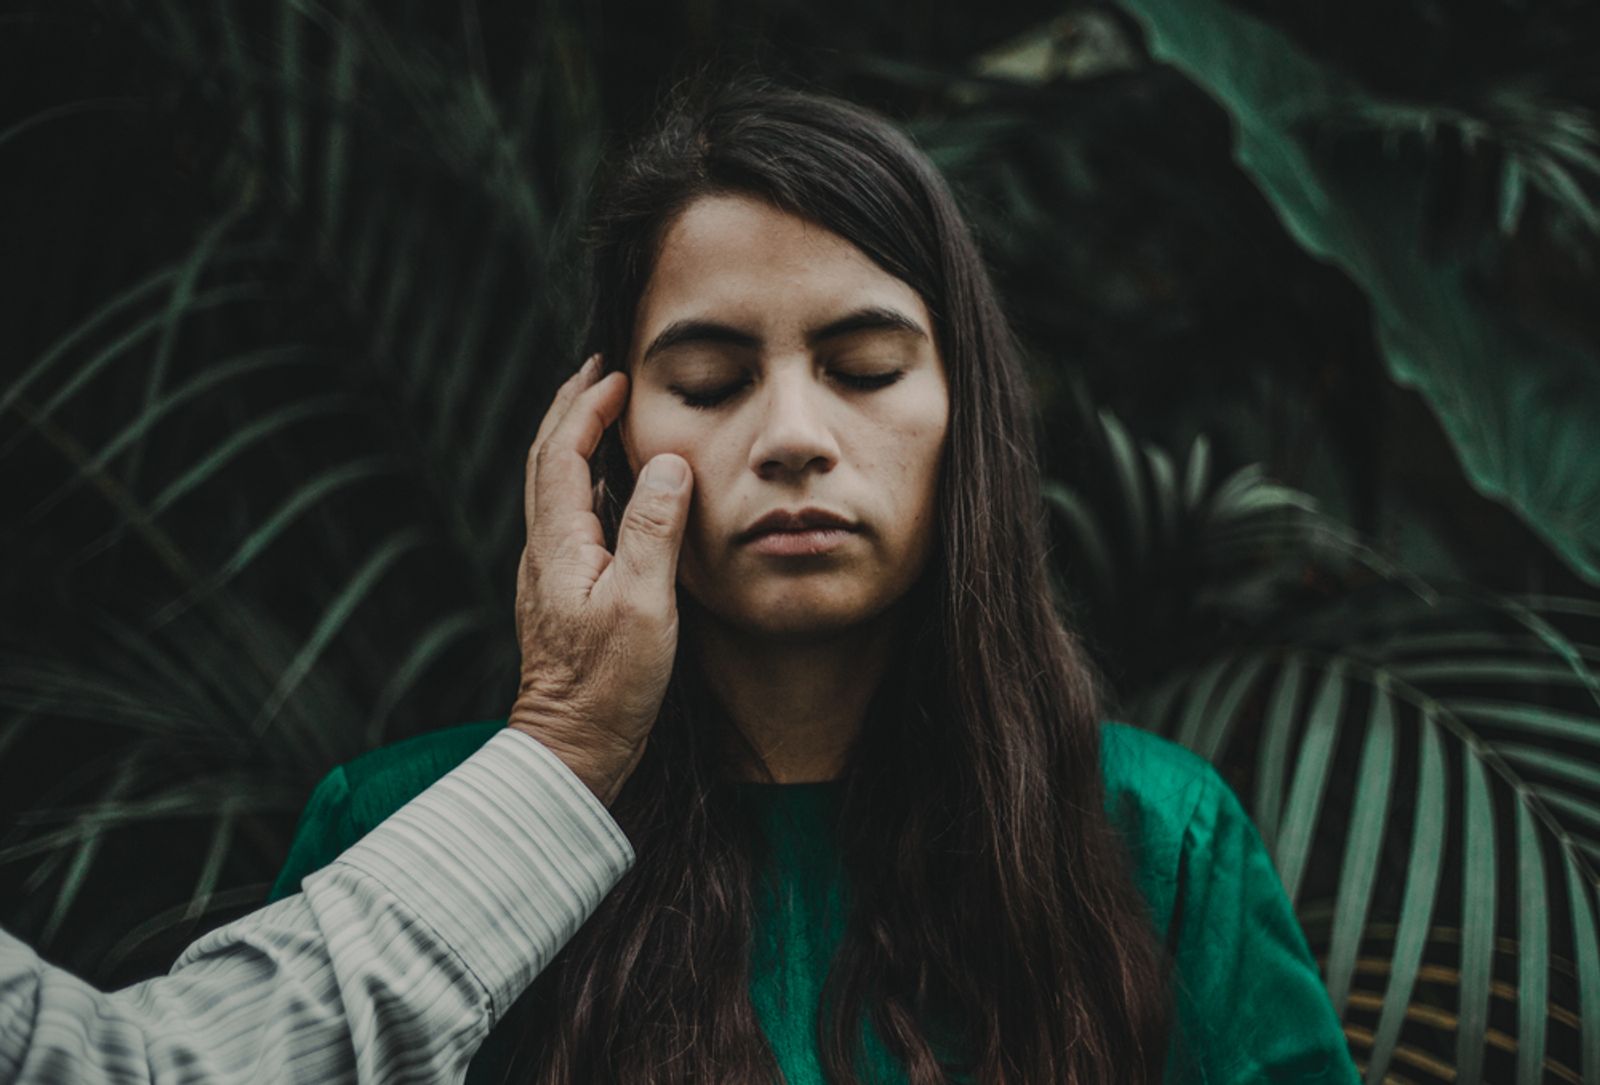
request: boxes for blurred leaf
[1566,848,1600,1081]
[1116,0,1600,585]
[1274,660,1345,905]
[1456,745,1496,1081]
[36,758,137,949]
[1324,678,1394,1019]
[252,527,429,735]
[1514,797,1550,1083]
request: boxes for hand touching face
[621,193,949,640]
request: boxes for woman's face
[621,192,949,640]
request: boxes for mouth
[736,507,861,545]
[743,525,858,557]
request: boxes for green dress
[269,720,1359,1084]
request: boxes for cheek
[884,401,948,507]
[894,420,948,563]
[622,398,728,538]
[622,394,694,475]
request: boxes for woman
[272,72,1357,1084]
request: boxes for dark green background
[3,1,1598,1081]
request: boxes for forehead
[635,193,930,340]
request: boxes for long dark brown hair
[504,67,1175,1084]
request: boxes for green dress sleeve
[1165,765,1361,1084]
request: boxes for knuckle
[554,508,593,537]
[623,497,676,538]
[534,439,558,473]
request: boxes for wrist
[505,713,634,807]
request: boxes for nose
[747,367,840,481]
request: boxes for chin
[744,608,873,643]
[687,579,894,642]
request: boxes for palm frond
[1131,635,1600,1084]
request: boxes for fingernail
[582,354,601,377]
[641,456,687,492]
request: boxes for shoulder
[269,719,505,900]
[1098,718,1217,837]
[1102,722,1360,1082]
[335,718,506,830]
[1096,719,1221,940]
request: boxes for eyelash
[672,370,905,410]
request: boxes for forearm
[0,729,634,1084]
[0,886,458,1085]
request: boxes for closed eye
[671,370,905,410]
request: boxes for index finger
[526,370,630,544]
[525,354,601,527]
[530,354,602,463]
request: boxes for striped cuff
[331,728,635,1021]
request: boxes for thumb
[608,454,692,606]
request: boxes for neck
[688,604,900,784]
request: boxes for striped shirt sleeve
[0,727,634,1084]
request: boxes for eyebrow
[640,305,927,365]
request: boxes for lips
[737,507,860,543]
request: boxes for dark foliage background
[3,1,1598,1081]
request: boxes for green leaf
[1456,747,1496,1081]
[432,229,506,458]
[1273,661,1344,905]
[1042,480,1115,598]
[186,801,237,921]
[214,0,265,154]
[24,346,319,525]
[1368,706,1448,1081]
[1448,701,1600,749]
[0,97,142,152]
[1172,655,1229,751]
[370,197,431,362]
[20,283,268,437]
[0,254,268,423]
[146,395,351,518]
[1497,743,1600,792]
[1389,658,1598,688]
[252,527,429,736]
[1145,443,1180,552]
[65,395,351,572]
[1099,408,1150,568]
[1485,594,1600,713]
[347,191,389,313]
[1325,680,1395,1018]
[320,0,359,245]
[1125,676,1183,739]
[1529,788,1600,841]
[1252,656,1304,854]
[103,883,270,975]
[461,304,541,486]
[124,208,245,492]
[1515,799,1550,1084]
[0,712,36,764]
[37,759,137,949]
[365,607,492,745]
[1566,848,1600,1083]
[279,0,304,202]
[1115,0,1600,584]
[1180,433,1211,512]
[1499,157,1527,236]
[1193,650,1265,763]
